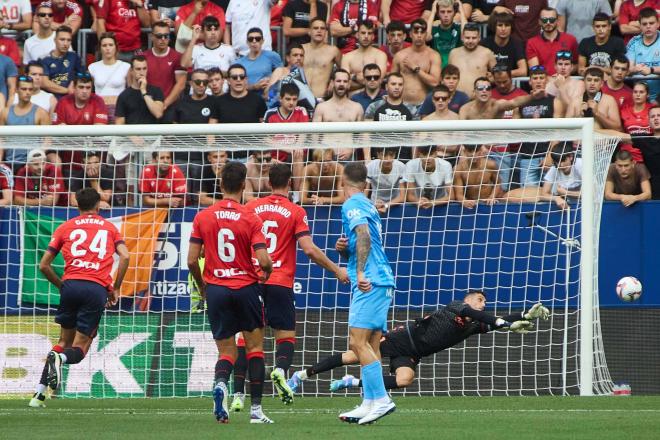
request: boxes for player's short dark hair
[640,7,658,20]
[76,187,101,211]
[615,150,633,161]
[441,64,460,78]
[221,161,247,193]
[386,20,406,33]
[56,25,72,36]
[550,143,575,165]
[584,67,604,79]
[269,163,292,189]
[362,63,381,75]
[286,43,304,57]
[247,27,263,37]
[611,55,630,68]
[343,161,368,185]
[464,290,486,300]
[130,54,147,68]
[202,16,220,29]
[592,12,611,24]
[280,82,300,98]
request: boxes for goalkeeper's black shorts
[381,328,421,373]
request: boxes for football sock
[362,360,387,400]
[274,338,295,373]
[62,347,84,364]
[215,355,234,385]
[306,353,343,377]
[247,351,265,406]
[233,346,247,394]
[360,365,374,400]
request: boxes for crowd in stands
[0,0,657,211]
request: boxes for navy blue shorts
[206,283,265,340]
[262,284,295,331]
[55,280,107,338]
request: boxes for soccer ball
[616,276,642,302]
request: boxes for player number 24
[69,229,108,259]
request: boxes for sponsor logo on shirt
[213,268,248,278]
[71,258,100,270]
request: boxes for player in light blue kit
[334,162,396,425]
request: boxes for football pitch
[3,395,660,439]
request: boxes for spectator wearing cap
[34,0,83,36]
[481,12,527,77]
[68,151,115,209]
[40,25,84,98]
[237,27,283,92]
[24,4,57,65]
[96,0,151,61]
[181,16,236,74]
[525,7,578,76]
[226,0,276,57]
[555,0,611,43]
[578,13,626,76]
[0,75,50,172]
[13,149,66,207]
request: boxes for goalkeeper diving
[287,290,550,393]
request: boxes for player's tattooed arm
[355,224,371,274]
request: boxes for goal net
[0,120,619,398]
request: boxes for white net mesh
[0,121,619,397]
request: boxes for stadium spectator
[544,51,584,117]
[68,151,114,209]
[459,76,540,120]
[578,13,626,75]
[576,67,621,130]
[0,0,32,32]
[96,0,150,61]
[423,84,459,120]
[144,21,187,123]
[282,0,328,46]
[266,44,316,114]
[463,0,499,24]
[618,0,660,44]
[392,18,441,108]
[301,148,344,205]
[198,149,228,205]
[88,33,131,124]
[13,63,57,118]
[53,73,109,127]
[140,150,187,207]
[0,162,12,205]
[350,63,385,111]
[366,147,406,214]
[379,20,409,73]
[602,56,633,110]
[40,26,84,98]
[226,0,274,56]
[555,0,611,43]
[517,66,564,187]
[237,27,283,92]
[148,0,188,26]
[482,12,527,77]
[493,0,548,42]
[448,23,496,95]
[619,81,654,162]
[302,17,342,98]
[418,63,469,116]
[35,0,83,35]
[207,67,225,96]
[312,69,365,161]
[213,64,267,161]
[426,0,467,68]
[365,72,415,125]
[604,149,652,205]
[175,0,227,41]
[630,107,660,197]
[0,76,50,172]
[341,21,387,92]
[181,16,236,72]
[0,35,19,67]
[541,143,582,210]
[382,0,434,27]
[525,8,578,76]
[453,144,502,208]
[329,0,379,54]
[13,149,66,207]
[626,7,660,102]
[24,5,57,65]
[403,144,453,209]
[244,150,273,201]
[115,55,165,124]
[0,53,17,107]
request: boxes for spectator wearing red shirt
[618,0,660,44]
[526,7,578,76]
[175,0,228,40]
[140,151,187,208]
[13,149,67,207]
[602,56,634,110]
[144,21,187,123]
[96,0,151,59]
[330,0,380,53]
[0,163,13,205]
[34,0,83,35]
[620,81,654,162]
[0,36,19,67]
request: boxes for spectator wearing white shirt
[88,33,131,123]
[366,147,407,214]
[542,143,582,210]
[0,0,33,33]
[404,145,453,209]
[181,16,236,73]
[23,4,56,65]
[226,0,276,56]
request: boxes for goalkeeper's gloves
[524,303,550,321]
[509,320,534,334]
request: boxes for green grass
[3,395,660,439]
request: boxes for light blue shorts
[348,286,393,332]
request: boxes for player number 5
[217,228,236,262]
[262,220,278,254]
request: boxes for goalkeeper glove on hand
[509,320,534,334]
[524,303,550,320]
